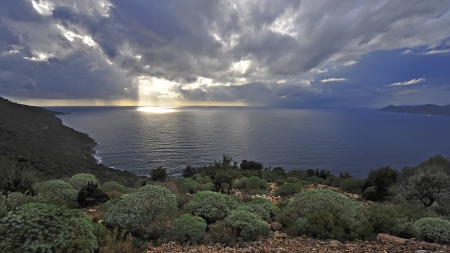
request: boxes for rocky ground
[146,233,450,253]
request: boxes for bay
[49,106,450,178]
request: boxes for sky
[0,0,450,108]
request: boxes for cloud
[402,50,413,54]
[385,78,426,86]
[321,78,347,83]
[0,0,450,107]
[423,49,450,55]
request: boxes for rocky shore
[147,233,450,253]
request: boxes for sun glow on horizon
[136,107,177,113]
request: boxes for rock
[273,231,287,239]
[415,251,427,253]
[377,233,406,244]
[270,222,283,231]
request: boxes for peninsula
[378,104,450,116]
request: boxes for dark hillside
[379,104,450,116]
[0,97,141,186]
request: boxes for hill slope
[379,104,450,116]
[0,97,141,186]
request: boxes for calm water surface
[50,107,450,178]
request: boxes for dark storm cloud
[0,0,450,106]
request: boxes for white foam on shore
[94,153,103,164]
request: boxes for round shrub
[413,218,450,244]
[36,180,77,207]
[5,192,33,210]
[225,210,270,241]
[199,182,214,191]
[236,203,271,222]
[104,184,177,238]
[246,176,269,191]
[274,183,302,197]
[174,178,198,194]
[101,181,126,193]
[0,203,97,253]
[331,177,342,187]
[261,170,277,182]
[194,174,211,184]
[285,177,299,184]
[339,178,363,193]
[302,201,370,241]
[170,214,207,243]
[308,176,324,185]
[68,173,99,192]
[362,186,377,201]
[366,203,401,235]
[250,197,281,218]
[0,195,7,218]
[205,221,236,246]
[283,188,361,222]
[235,177,249,189]
[183,191,238,224]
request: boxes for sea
[48,106,450,178]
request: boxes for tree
[151,166,168,181]
[239,160,263,171]
[402,166,450,207]
[364,166,398,201]
[77,181,110,208]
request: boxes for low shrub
[35,180,78,207]
[224,210,270,241]
[198,182,214,191]
[101,181,127,193]
[5,192,33,210]
[236,203,271,222]
[194,174,211,184]
[98,228,141,253]
[339,178,363,193]
[285,177,300,184]
[366,203,401,235]
[204,221,236,246]
[68,173,99,192]
[250,197,281,218]
[362,186,377,201]
[183,191,238,224]
[413,218,450,244]
[104,184,177,239]
[170,214,207,243]
[0,195,7,218]
[77,181,110,208]
[330,177,342,187]
[174,178,198,194]
[246,176,269,191]
[274,183,302,197]
[235,177,248,189]
[0,203,97,253]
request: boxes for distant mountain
[0,97,141,186]
[379,104,450,116]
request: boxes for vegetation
[2,98,450,250]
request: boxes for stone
[270,222,283,231]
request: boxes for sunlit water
[50,106,450,178]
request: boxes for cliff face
[379,104,450,116]
[0,97,141,186]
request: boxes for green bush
[282,189,361,223]
[308,176,324,184]
[236,203,271,222]
[224,210,270,241]
[205,221,236,246]
[235,177,249,189]
[170,214,207,243]
[77,181,110,208]
[246,176,269,191]
[413,218,450,244]
[366,203,401,235]
[183,191,238,224]
[174,178,198,194]
[301,201,370,241]
[5,192,33,210]
[101,181,127,193]
[274,183,302,197]
[331,177,342,187]
[339,178,363,193]
[362,186,377,201]
[262,170,277,182]
[285,177,300,184]
[104,184,177,239]
[198,182,214,191]
[0,195,7,218]
[194,174,211,184]
[250,197,281,219]
[68,173,99,192]
[0,203,97,253]
[36,180,78,207]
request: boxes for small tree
[402,166,450,207]
[151,166,168,181]
[77,181,110,208]
[364,166,398,201]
